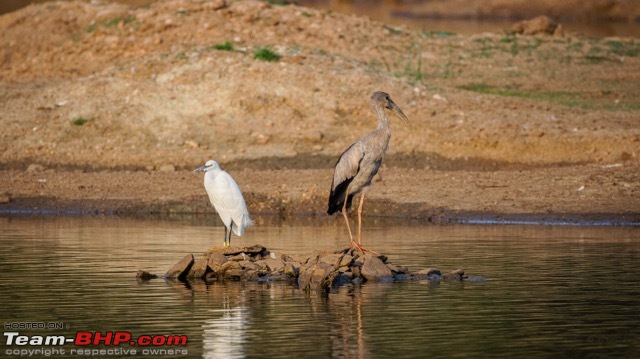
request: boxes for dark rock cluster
[137,244,484,292]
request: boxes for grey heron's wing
[328,142,365,214]
[332,142,365,190]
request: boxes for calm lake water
[2,0,640,38]
[1,215,639,358]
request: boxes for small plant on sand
[212,41,234,51]
[264,0,290,5]
[254,47,281,62]
[71,117,94,126]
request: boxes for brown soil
[1,0,639,224]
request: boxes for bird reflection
[167,279,389,358]
[324,286,374,358]
[202,301,249,359]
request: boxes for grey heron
[327,91,409,251]
[194,160,253,248]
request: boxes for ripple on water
[0,216,639,358]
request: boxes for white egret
[194,160,253,248]
[327,91,409,251]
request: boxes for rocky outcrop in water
[144,245,485,292]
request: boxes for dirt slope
[1,0,639,223]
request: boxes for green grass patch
[264,0,291,5]
[458,83,583,107]
[105,15,136,28]
[71,117,94,126]
[254,47,281,62]
[86,22,97,33]
[606,40,640,57]
[383,25,403,36]
[212,41,233,51]
[459,83,640,111]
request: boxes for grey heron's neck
[374,105,390,130]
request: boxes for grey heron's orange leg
[357,191,365,244]
[341,187,355,243]
[350,190,379,254]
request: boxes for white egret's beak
[193,164,209,173]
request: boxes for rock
[27,164,45,172]
[284,262,299,278]
[228,253,248,261]
[238,260,259,271]
[204,272,218,283]
[222,244,266,256]
[387,263,408,274]
[351,265,361,278]
[0,192,11,204]
[352,254,365,267]
[187,255,209,279]
[159,245,484,288]
[298,257,340,292]
[211,0,227,11]
[414,268,442,280]
[338,254,353,268]
[361,253,392,281]
[165,254,194,280]
[243,269,261,281]
[219,260,241,274]
[512,15,561,36]
[258,258,285,273]
[136,270,158,281]
[207,251,228,274]
[318,253,343,266]
[443,269,466,281]
[207,250,228,266]
[224,268,245,280]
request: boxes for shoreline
[2,194,638,227]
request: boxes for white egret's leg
[223,227,229,248]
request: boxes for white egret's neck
[205,165,222,177]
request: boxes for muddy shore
[1,0,639,225]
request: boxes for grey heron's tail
[327,180,354,215]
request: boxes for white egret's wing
[206,171,251,235]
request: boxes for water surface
[1,215,639,358]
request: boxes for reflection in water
[1,215,639,358]
[203,305,248,359]
[1,0,639,37]
[179,279,374,358]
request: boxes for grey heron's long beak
[388,101,410,126]
[193,165,208,173]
